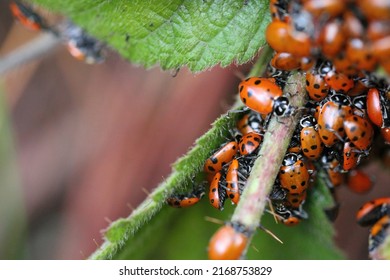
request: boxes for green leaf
[30,0,270,72]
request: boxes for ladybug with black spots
[208,171,227,211]
[204,140,238,174]
[238,132,263,156]
[343,115,374,151]
[356,197,390,227]
[167,188,205,208]
[305,70,330,102]
[238,77,295,117]
[299,115,324,160]
[317,94,353,147]
[9,1,48,31]
[278,153,310,195]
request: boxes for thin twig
[230,71,307,254]
[0,33,61,76]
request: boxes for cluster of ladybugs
[9,1,105,64]
[168,0,390,259]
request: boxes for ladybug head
[299,115,316,128]
[282,153,299,166]
[352,95,366,110]
[330,93,351,106]
[274,96,294,116]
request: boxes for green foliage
[31,0,270,72]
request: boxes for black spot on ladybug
[212,188,217,192]
[322,135,329,140]
[301,181,306,186]
[208,166,216,172]
[239,85,244,93]
[242,98,247,104]
[254,79,261,85]
[311,145,318,150]
[352,136,358,141]
[314,84,320,89]
[211,157,218,164]
[291,185,297,189]
[361,131,366,137]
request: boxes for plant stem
[0,33,61,75]
[231,71,307,248]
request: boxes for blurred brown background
[1,0,389,260]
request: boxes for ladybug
[238,132,263,156]
[345,38,378,72]
[347,169,374,194]
[63,21,105,64]
[204,140,238,174]
[270,52,302,71]
[366,88,390,128]
[320,152,344,189]
[317,19,345,58]
[238,77,282,115]
[278,153,310,195]
[285,192,307,209]
[332,52,359,76]
[208,171,227,210]
[356,197,390,227]
[299,115,324,160]
[342,10,365,39]
[356,0,390,21]
[317,94,353,147]
[167,189,204,208]
[367,20,390,41]
[347,79,370,97]
[305,71,329,102]
[208,222,249,260]
[372,36,390,62]
[236,111,263,135]
[369,215,390,255]
[9,1,47,31]
[343,115,374,150]
[324,70,355,93]
[342,141,361,171]
[265,20,311,58]
[381,127,390,144]
[226,159,245,205]
[303,0,346,19]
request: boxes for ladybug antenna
[258,224,283,244]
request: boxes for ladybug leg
[228,107,251,116]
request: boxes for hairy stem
[231,71,307,247]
